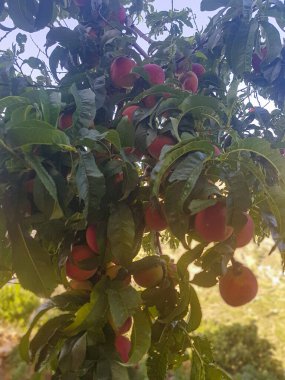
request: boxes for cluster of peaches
[58,56,204,138]
[65,204,173,362]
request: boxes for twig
[0,30,12,43]
[129,24,154,44]
[132,42,148,58]
[30,34,48,58]
[156,232,163,256]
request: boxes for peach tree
[1,0,285,378]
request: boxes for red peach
[191,63,206,77]
[122,105,140,122]
[219,264,258,307]
[143,64,165,85]
[110,57,137,88]
[147,135,176,160]
[235,213,254,248]
[66,245,98,281]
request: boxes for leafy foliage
[0,0,285,378]
[0,284,40,327]
[208,323,285,380]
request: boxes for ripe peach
[213,145,221,156]
[143,95,157,108]
[191,63,206,77]
[110,57,137,88]
[122,105,140,122]
[58,112,73,130]
[113,172,123,184]
[115,335,131,363]
[69,279,93,291]
[110,4,126,24]
[86,225,99,253]
[66,245,98,281]
[235,213,254,248]
[133,265,164,288]
[252,47,267,72]
[147,135,176,160]
[118,5,126,24]
[145,203,167,231]
[194,202,233,242]
[143,63,165,85]
[181,71,198,93]
[109,315,132,335]
[219,264,258,307]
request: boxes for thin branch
[132,42,148,58]
[129,24,154,44]
[30,34,48,58]
[0,30,13,43]
[156,232,163,256]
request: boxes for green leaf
[189,199,217,215]
[0,96,29,114]
[10,105,35,123]
[19,302,54,361]
[33,176,64,220]
[8,0,35,32]
[117,117,135,148]
[8,224,57,297]
[64,280,108,336]
[187,285,202,332]
[107,286,141,328]
[178,153,208,214]
[227,171,251,229]
[159,282,191,323]
[177,245,205,280]
[104,129,122,151]
[260,21,282,64]
[190,350,206,380]
[229,138,285,183]
[38,89,61,126]
[205,364,232,379]
[200,0,230,11]
[70,333,87,371]
[121,162,139,200]
[179,96,226,127]
[30,314,72,360]
[165,182,190,243]
[107,203,135,266]
[147,348,168,380]
[70,85,96,130]
[24,154,58,202]
[128,310,151,364]
[152,140,213,197]
[264,7,285,31]
[191,270,218,288]
[35,0,55,31]
[6,120,71,148]
[49,46,68,82]
[230,19,258,75]
[111,362,130,380]
[76,151,106,218]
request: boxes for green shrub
[208,323,285,380]
[0,284,40,327]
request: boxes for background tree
[0,0,285,378]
